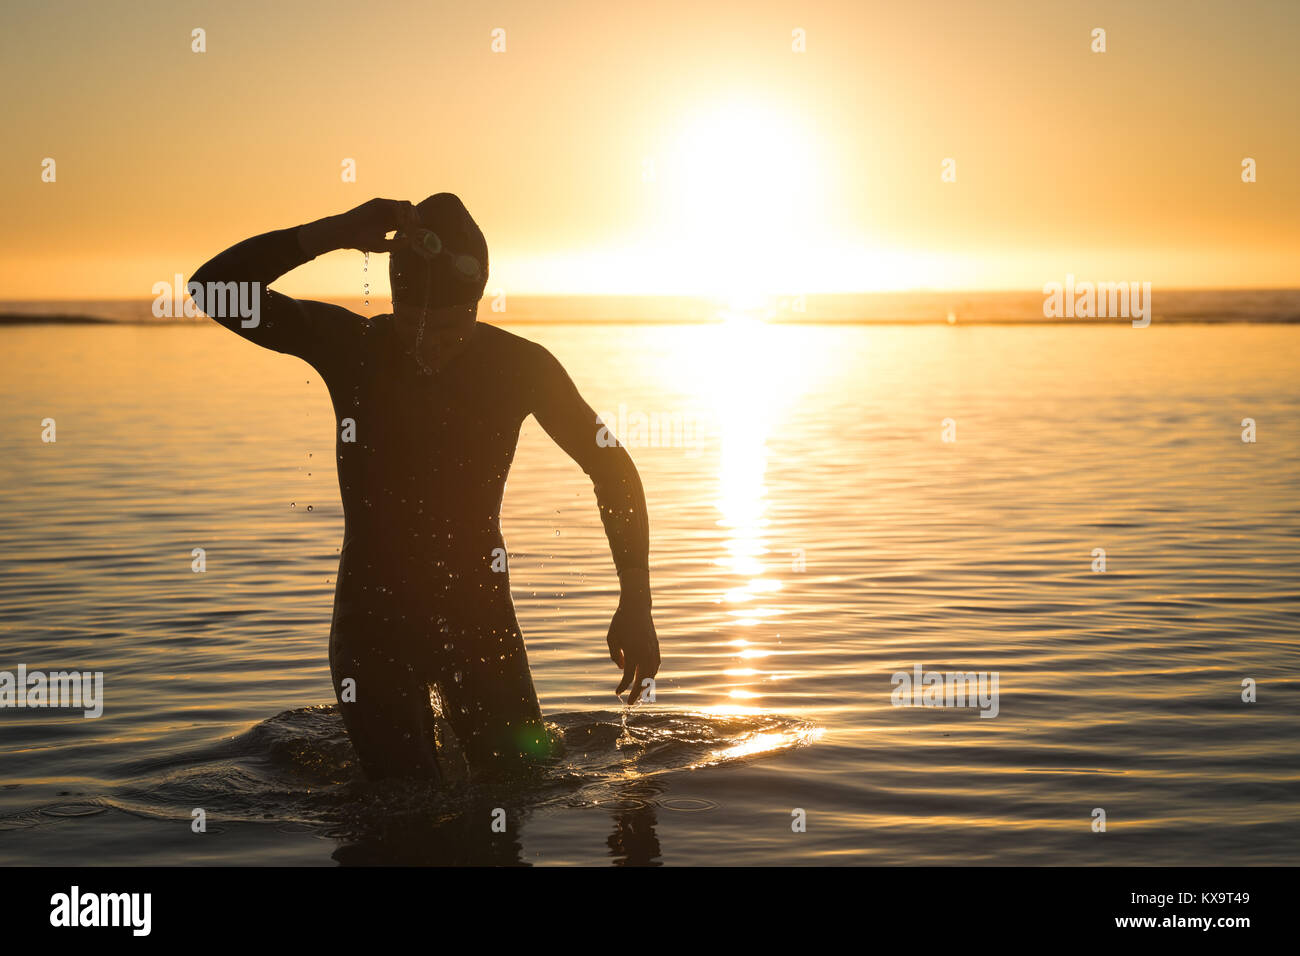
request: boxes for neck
[392,301,478,373]
[393,300,476,329]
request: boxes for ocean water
[0,316,1297,865]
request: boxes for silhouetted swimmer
[191,195,660,781]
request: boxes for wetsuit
[191,227,649,779]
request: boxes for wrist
[617,567,651,609]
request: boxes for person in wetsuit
[190,195,659,781]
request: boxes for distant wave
[0,313,115,325]
[3,290,1299,326]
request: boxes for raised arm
[189,198,420,362]
[528,343,660,703]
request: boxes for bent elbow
[186,265,212,319]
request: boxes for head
[390,193,489,322]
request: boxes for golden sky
[1,0,1296,298]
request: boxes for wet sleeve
[526,342,651,602]
[189,226,359,370]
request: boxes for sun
[657,99,828,303]
[496,97,840,299]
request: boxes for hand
[607,604,660,704]
[299,197,421,256]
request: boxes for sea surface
[1,307,1297,865]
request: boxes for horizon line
[4,285,1300,304]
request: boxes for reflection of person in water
[191,195,660,781]
[330,783,663,866]
[606,786,664,866]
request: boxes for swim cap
[391,194,489,308]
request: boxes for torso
[317,319,539,626]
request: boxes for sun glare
[659,99,827,300]
[659,315,831,711]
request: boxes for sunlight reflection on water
[0,320,1298,864]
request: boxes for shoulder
[473,322,560,373]
[314,301,384,340]
[474,321,538,352]
[314,302,392,340]
[472,323,578,413]
[289,298,370,335]
[293,301,383,370]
